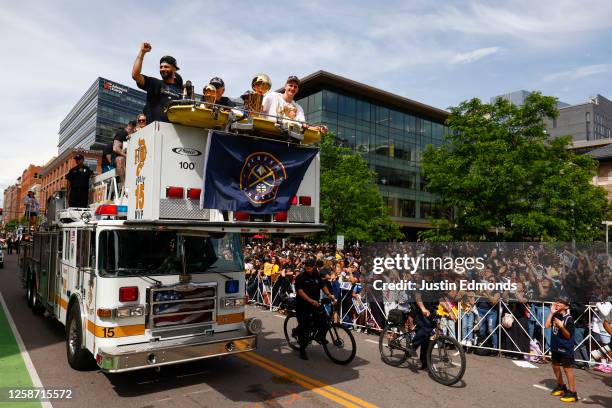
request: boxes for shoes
[550,384,567,397]
[299,350,309,360]
[559,391,578,403]
[418,364,428,371]
[315,334,329,345]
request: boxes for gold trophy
[201,84,217,108]
[243,74,271,117]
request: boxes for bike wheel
[379,324,410,367]
[283,314,300,351]
[426,335,466,386]
[323,323,356,365]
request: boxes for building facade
[295,71,451,235]
[58,78,146,154]
[41,149,101,207]
[3,183,22,224]
[492,90,570,108]
[545,94,612,143]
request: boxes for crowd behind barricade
[244,240,612,372]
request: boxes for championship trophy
[242,74,272,117]
[201,84,217,108]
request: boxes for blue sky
[1,0,612,204]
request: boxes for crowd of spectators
[244,240,612,370]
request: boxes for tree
[421,93,611,242]
[318,133,403,242]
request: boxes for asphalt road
[1,252,610,408]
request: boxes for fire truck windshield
[98,230,243,276]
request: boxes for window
[323,90,338,112]
[390,110,404,130]
[399,199,416,218]
[356,100,370,121]
[420,202,432,219]
[376,106,389,125]
[338,94,356,117]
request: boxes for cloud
[543,64,612,82]
[451,47,500,64]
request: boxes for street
[1,253,610,408]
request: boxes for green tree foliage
[421,93,611,242]
[318,133,403,242]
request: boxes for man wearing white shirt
[262,76,306,122]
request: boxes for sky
[1,0,612,205]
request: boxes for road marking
[239,352,378,408]
[364,339,378,345]
[274,314,285,319]
[0,292,53,408]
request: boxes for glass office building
[295,71,451,236]
[58,77,146,154]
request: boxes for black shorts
[551,351,574,367]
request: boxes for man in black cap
[66,154,94,208]
[208,77,236,107]
[293,257,336,360]
[131,42,183,122]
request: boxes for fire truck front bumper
[96,329,257,373]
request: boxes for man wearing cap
[293,257,336,360]
[262,76,306,122]
[208,77,236,107]
[131,42,183,122]
[66,154,94,208]
[23,191,40,229]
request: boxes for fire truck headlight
[116,306,145,318]
[222,297,244,308]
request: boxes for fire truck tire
[26,274,33,308]
[30,275,44,316]
[66,302,92,370]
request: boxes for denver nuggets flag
[202,131,318,213]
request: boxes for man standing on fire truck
[131,42,183,123]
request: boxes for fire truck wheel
[66,302,92,370]
[26,274,33,308]
[30,275,44,315]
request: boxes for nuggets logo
[240,152,287,204]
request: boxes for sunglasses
[138,119,146,123]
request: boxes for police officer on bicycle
[294,258,336,360]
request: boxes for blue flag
[202,131,318,213]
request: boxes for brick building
[2,183,22,224]
[40,149,102,207]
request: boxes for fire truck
[21,120,323,373]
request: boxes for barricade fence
[245,275,611,366]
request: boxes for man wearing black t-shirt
[66,155,94,208]
[294,258,336,360]
[208,77,236,108]
[131,42,183,123]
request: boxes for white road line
[0,292,53,408]
[532,384,551,392]
[365,339,378,345]
[274,314,285,319]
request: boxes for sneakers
[550,384,567,396]
[559,391,578,403]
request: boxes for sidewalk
[0,297,41,408]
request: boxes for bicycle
[379,309,466,386]
[283,297,356,365]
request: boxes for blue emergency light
[225,280,240,294]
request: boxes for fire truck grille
[149,284,216,330]
[288,206,315,223]
[159,199,210,220]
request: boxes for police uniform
[294,268,327,352]
[66,163,93,208]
